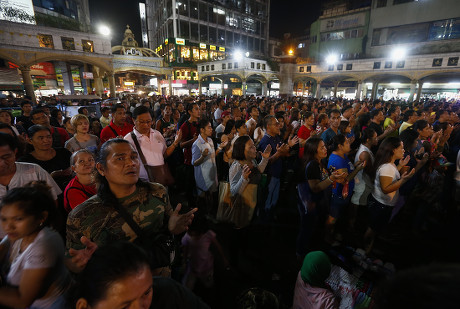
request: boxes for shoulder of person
[67,194,103,219]
[147,182,168,201]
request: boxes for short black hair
[198,118,210,130]
[263,115,276,129]
[28,124,51,138]
[111,103,126,114]
[30,108,46,119]
[328,109,341,117]
[370,108,382,120]
[20,100,32,107]
[132,105,152,120]
[101,106,110,113]
[234,119,246,130]
[0,132,17,150]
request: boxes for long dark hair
[371,137,401,179]
[232,135,251,161]
[302,136,324,165]
[96,139,150,207]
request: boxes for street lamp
[390,47,406,61]
[234,51,243,60]
[288,49,294,56]
[326,53,338,65]
[98,25,111,36]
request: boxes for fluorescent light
[390,47,406,60]
[326,54,338,65]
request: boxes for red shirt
[297,125,312,159]
[100,121,134,144]
[50,126,70,148]
[63,176,97,212]
[180,120,198,165]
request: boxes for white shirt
[192,135,217,192]
[124,128,167,181]
[372,163,400,206]
[0,162,62,238]
[7,227,70,309]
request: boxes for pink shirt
[293,272,339,309]
[181,230,216,276]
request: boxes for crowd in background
[0,92,459,308]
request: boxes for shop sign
[71,66,81,87]
[219,47,225,52]
[210,45,216,50]
[82,72,93,79]
[165,39,168,45]
[175,38,185,45]
[200,43,206,49]
[124,81,134,86]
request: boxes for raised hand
[174,129,182,145]
[168,203,198,234]
[330,170,346,182]
[242,164,252,180]
[261,144,272,159]
[400,155,411,167]
[68,236,98,270]
[401,168,416,181]
[288,135,299,147]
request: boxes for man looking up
[246,105,259,138]
[100,104,134,144]
[321,109,341,146]
[30,109,69,148]
[16,101,34,130]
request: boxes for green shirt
[66,183,171,251]
[383,118,398,137]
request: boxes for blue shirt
[327,153,355,196]
[321,128,337,146]
[258,133,283,178]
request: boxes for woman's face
[306,115,315,127]
[237,125,248,136]
[418,125,433,139]
[244,139,257,160]
[394,142,405,160]
[79,265,153,309]
[173,109,180,121]
[56,111,63,119]
[340,139,351,154]
[76,119,90,134]
[73,152,95,175]
[0,112,12,125]
[30,130,52,151]
[0,203,44,242]
[164,106,172,116]
[316,141,328,159]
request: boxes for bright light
[390,47,406,60]
[99,25,111,36]
[288,49,294,56]
[325,54,338,65]
[245,52,250,57]
[390,82,401,87]
[234,51,243,60]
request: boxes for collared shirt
[100,121,134,144]
[321,128,337,146]
[99,115,112,128]
[192,135,217,192]
[124,128,167,181]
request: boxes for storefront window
[181,46,191,61]
[209,50,218,60]
[217,51,225,60]
[192,47,200,61]
[200,49,208,60]
[168,43,176,62]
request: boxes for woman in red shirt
[63,149,96,212]
[298,111,316,158]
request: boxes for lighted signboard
[219,47,225,52]
[175,38,185,45]
[0,0,35,24]
[124,81,134,86]
[165,39,168,45]
[82,72,93,79]
[210,45,216,50]
[200,43,206,49]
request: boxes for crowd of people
[0,93,459,308]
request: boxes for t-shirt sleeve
[66,188,90,210]
[35,165,62,198]
[306,161,321,180]
[24,235,61,269]
[191,142,201,165]
[328,155,347,171]
[379,164,396,178]
[297,126,309,140]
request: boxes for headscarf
[300,251,331,288]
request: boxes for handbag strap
[108,125,119,138]
[114,201,144,238]
[130,132,148,166]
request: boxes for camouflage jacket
[66,183,172,251]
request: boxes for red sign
[8,61,56,79]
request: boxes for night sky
[89,0,321,45]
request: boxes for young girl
[181,215,228,291]
[0,182,70,308]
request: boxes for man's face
[113,108,126,125]
[135,112,153,135]
[250,108,259,119]
[96,143,140,187]
[329,112,340,129]
[189,105,200,119]
[22,104,32,114]
[102,110,110,118]
[31,112,50,127]
[0,145,16,176]
[267,118,281,136]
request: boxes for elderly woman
[63,149,97,212]
[64,114,100,154]
[66,139,197,276]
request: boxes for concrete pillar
[93,67,103,97]
[221,79,224,96]
[83,63,90,95]
[262,81,268,96]
[356,80,362,100]
[242,79,247,96]
[370,82,378,101]
[408,80,417,102]
[333,81,339,98]
[315,81,321,98]
[416,81,423,101]
[108,72,116,98]
[19,66,36,103]
[168,75,173,96]
[279,62,295,97]
[301,82,305,97]
[199,80,202,95]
